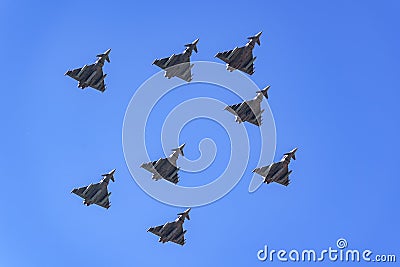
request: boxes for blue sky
[1,0,399,266]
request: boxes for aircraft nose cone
[105,48,111,54]
[256,31,262,37]
[193,39,199,44]
[110,169,116,174]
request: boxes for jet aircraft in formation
[153,39,199,82]
[71,169,116,209]
[140,144,185,184]
[66,31,299,246]
[65,49,111,92]
[147,208,191,246]
[215,32,262,75]
[253,148,298,186]
[224,86,270,126]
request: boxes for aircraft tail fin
[185,39,199,53]
[284,148,298,160]
[102,169,116,182]
[96,48,111,63]
[171,144,185,157]
[256,85,270,99]
[177,208,191,220]
[247,32,262,46]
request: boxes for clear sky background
[1,0,399,266]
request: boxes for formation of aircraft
[64,32,263,89]
[66,31,299,246]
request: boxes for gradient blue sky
[1,0,399,266]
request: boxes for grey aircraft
[224,86,270,126]
[253,148,298,186]
[65,49,111,92]
[152,39,199,82]
[215,31,262,75]
[147,208,191,246]
[140,144,185,184]
[71,169,116,209]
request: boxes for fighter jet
[147,208,191,246]
[65,49,111,92]
[140,144,185,184]
[224,86,270,126]
[253,148,298,186]
[71,169,116,209]
[215,31,262,75]
[152,39,199,82]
